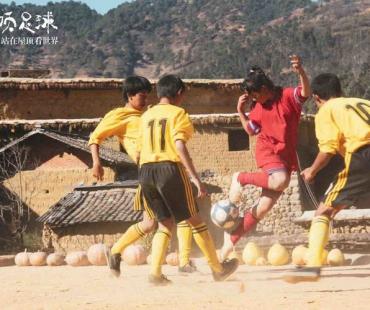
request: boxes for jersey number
[346,102,370,125]
[148,119,167,152]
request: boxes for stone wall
[201,171,305,244]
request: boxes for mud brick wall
[188,126,258,174]
[4,167,115,216]
[0,79,242,120]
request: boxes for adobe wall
[188,126,257,175]
[0,79,242,119]
[3,167,115,216]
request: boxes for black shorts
[139,161,199,223]
[133,185,155,219]
[323,145,370,207]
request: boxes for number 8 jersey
[137,103,194,165]
[315,97,370,157]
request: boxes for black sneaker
[148,274,172,286]
[104,247,121,277]
[282,267,321,284]
[212,258,239,282]
[178,261,197,274]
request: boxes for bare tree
[0,145,36,238]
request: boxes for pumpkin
[228,251,244,264]
[66,251,90,267]
[242,242,262,265]
[122,245,146,265]
[292,245,308,266]
[30,251,48,266]
[255,257,267,266]
[165,252,179,266]
[87,243,107,266]
[327,249,345,266]
[15,250,30,266]
[47,253,65,266]
[267,243,289,266]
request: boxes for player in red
[221,55,311,259]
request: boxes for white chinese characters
[0,11,58,34]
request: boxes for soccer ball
[210,199,240,230]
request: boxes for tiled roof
[37,182,142,227]
[0,128,134,167]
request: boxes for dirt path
[1,257,370,310]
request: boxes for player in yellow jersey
[284,73,370,283]
[138,75,239,285]
[89,76,195,277]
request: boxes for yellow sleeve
[172,109,194,142]
[315,107,340,154]
[88,109,127,146]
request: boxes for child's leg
[229,168,289,203]
[111,211,156,255]
[306,203,345,267]
[187,214,239,281]
[177,221,193,268]
[150,218,174,277]
[221,189,282,259]
[186,215,223,273]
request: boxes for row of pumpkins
[14,243,179,267]
[228,242,345,266]
[14,242,345,267]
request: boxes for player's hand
[193,179,208,199]
[92,162,104,181]
[237,93,250,114]
[290,54,303,73]
[300,167,315,183]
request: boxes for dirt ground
[1,254,370,310]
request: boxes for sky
[0,0,131,14]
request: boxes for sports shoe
[104,246,121,278]
[282,267,321,284]
[178,261,197,273]
[212,258,239,282]
[229,172,243,204]
[148,274,172,286]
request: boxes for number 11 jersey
[138,103,194,165]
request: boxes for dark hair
[156,74,185,99]
[122,76,152,102]
[311,73,342,100]
[241,66,275,93]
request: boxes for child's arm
[175,139,207,198]
[90,144,104,181]
[290,54,311,99]
[237,94,260,136]
[88,110,127,181]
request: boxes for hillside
[0,0,369,102]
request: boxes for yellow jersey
[315,97,370,156]
[138,103,194,165]
[88,107,142,161]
